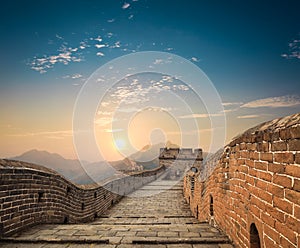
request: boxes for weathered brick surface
[184,113,300,248]
[0,160,165,237]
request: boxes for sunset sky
[0,0,300,162]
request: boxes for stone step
[0,179,233,247]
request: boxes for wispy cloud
[220,101,243,113]
[71,73,83,79]
[103,128,123,133]
[96,52,105,57]
[94,36,102,42]
[237,115,261,119]
[94,117,114,127]
[7,130,72,138]
[122,2,130,9]
[154,59,163,65]
[29,44,83,73]
[63,73,83,80]
[191,57,199,62]
[110,41,121,48]
[222,102,243,106]
[95,44,106,49]
[167,128,214,135]
[179,113,223,119]
[55,34,64,40]
[153,57,173,65]
[281,34,300,59]
[241,95,300,108]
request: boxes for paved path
[0,179,233,247]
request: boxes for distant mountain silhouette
[11,148,157,184]
[12,141,201,185]
[131,141,179,161]
[12,149,87,181]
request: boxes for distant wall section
[159,148,203,179]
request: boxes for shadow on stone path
[0,179,234,247]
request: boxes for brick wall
[0,160,165,237]
[184,113,300,248]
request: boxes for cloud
[173,84,189,91]
[167,128,214,135]
[222,102,243,106]
[55,34,63,40]
[162,75,173,82]
[153,57,173,65]
[117,107,140,113]
[71,73,83,79]
[94,117,113,127]
[95,44,106,49]
[222,108,239,113]
[96,52,105,57]
[107,32,113,38]
[79,40,90,50]
[31,66,46,74]
[281,35,300,59]
[63,73,83,79]
[7,130,72,138]
[110,41,121,48]
[179,113,223,119]
[103,128,123,133]
[220,102,243,113]
[241,95,300,108]
[29,44,83,73]
[191,57,199,62]
[122,2,130,9]
[94,36,102,42]
[154,59,163,65]
[237,115,261,119]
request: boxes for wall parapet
[159,147,203,161]
[0,159,165,237]
[184,112,300,248]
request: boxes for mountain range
[10,141,205,185]
[10,142,170,184]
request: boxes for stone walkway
[0,179,234,247]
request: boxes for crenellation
[159,147,203,161]
[0,160,165,237]
[159,147,203,180]
[184,112,300,248]
[1,113,300,246]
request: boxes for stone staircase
[0,179,234,247]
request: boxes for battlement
[184,112,300,248]
[0,159,165,237]
[159,147,203,161]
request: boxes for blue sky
[0,0,300,160]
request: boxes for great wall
[0,112,299,247]
[0,161,165,237]
[184,112,300,247]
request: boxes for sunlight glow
[114,139,126,150]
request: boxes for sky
[0,0,300,162]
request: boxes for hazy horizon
[1,0,299,162]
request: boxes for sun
[114,139,126,150]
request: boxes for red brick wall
[0,160,165,237]
[184,113,300,248]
